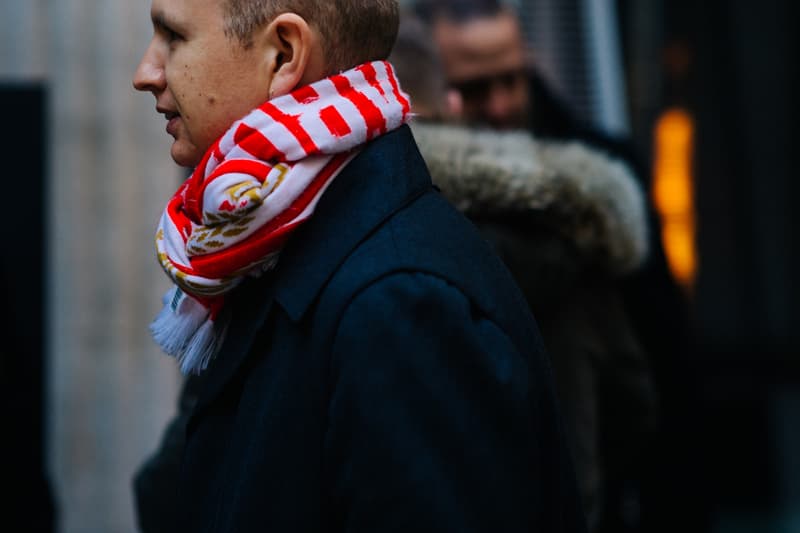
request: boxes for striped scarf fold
[151,60,411,374]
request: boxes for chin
[170,141,203,169]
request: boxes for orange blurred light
[653,107,697,292]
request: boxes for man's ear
[261,13,326,98]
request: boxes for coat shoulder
[312,186,546,360]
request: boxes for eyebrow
[151,10,182,33]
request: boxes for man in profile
[132,0,585,531]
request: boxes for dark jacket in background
[527,70,690,362]
[136,125,586,533]
[526,71,692,533]
[412,122,657,532]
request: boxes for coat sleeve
[324,271,585,532]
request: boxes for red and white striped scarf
[151,61,411,374]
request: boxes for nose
[133,40,166,93]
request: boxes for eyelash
[164,27,182,44]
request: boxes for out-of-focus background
[1,2,180,532]
[1,0,797,532]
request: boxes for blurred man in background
[414,0,644,161]
[415,0,530,130]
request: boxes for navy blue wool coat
[176,125,586,532]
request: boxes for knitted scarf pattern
[151,60,411,374]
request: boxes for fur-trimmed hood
[411,122,649,275]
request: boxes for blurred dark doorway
[0,83,56,532]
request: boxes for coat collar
[191,125,432,415]
[272,124,432,321]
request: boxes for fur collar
[411,122,649,274]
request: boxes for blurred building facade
[2,2,181,532]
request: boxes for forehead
[150,0,222,25]
[433,12,527,82]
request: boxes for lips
[160,110,181,136]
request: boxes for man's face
[133,0,273,167]
[433,11,530,130]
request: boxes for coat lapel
[271,125,432,320]
[190,275,276,418]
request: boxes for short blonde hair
[223,0,400,74]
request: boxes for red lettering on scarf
[261,103,319,158]
[357,63,387,100]
[320,105,352,138]
[293,85,320,104]
[331,74,386,140]
[384,60,411,118]
[206,159,272,184]
[234,123,285,162]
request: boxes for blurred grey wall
[2,2,181,532]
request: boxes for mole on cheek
[207,96,216,105]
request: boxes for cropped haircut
[224,0,400,74]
